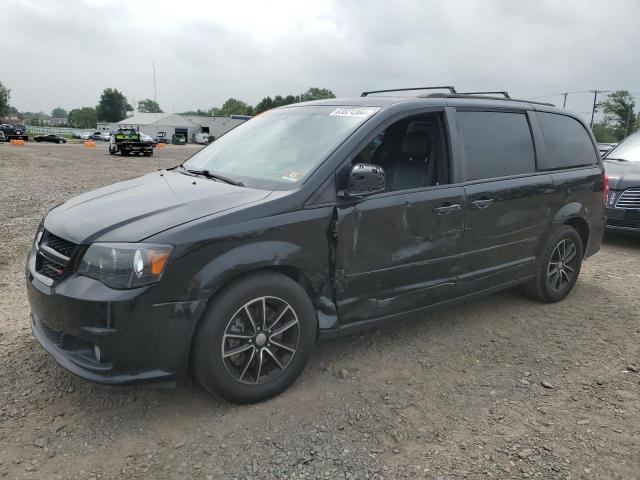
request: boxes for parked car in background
[99,132,112,142]
[139,132,155,144]
[0,123,28,141]
[194,132,210,145]
[155,131,170,144]
[0,131,5,142]
[26,88,605,404]
[603,132,640,232]
[91,132,102,141]
[598,142,617,156]
[34,134,67,144]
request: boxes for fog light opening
[93,344,105,363]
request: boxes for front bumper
[26,253,207,385]
[606,206,640,232]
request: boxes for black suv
[26,87,606,403]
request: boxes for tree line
[180,87,336,116]
[591,90,639,143]
[0,81,336,129]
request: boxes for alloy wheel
[221,296,300,385]
[547,238,578,292]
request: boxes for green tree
[8,106,21,119]
[216,98,253,116]
[179,108,209,116]
[601,90,637,140]
[96,88,132,122]
[255,96,275,114]
[68,107,97,128]
[0,81,10,118]
[138,98,163,113]
[591,121,618,143]
[27,116,44,126]
[51,107,68,118]
[300,87,335,102]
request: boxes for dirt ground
[0,142,639,480]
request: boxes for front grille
[615,188,640,209]
[44,232,77,258]
[607,218,640,229]
[38,256,66,279]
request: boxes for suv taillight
[603,173,609,204]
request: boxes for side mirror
[344,163,386,198]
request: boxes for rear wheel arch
[564,217,589,255]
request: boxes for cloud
[2,0,639,120]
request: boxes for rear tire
[192,272,316,404]
[523,225,583,302]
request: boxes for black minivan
[27,87,606,403]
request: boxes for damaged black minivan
[27,87,606,403]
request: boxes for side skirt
[317,275,534,340]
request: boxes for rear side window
[538,112,597,169]
[458,111,535,181]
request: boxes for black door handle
[470,198,494,209]
[432,204,461,215]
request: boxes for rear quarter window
[537,112,597,169]
[457,111,536,181]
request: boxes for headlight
[78,243,173,289]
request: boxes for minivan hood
[44,170,271,244]
[604,160,640,190]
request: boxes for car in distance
[26,87,606,404]
[0,131,5,142]
[34,134,67,144]
[139,132,156,144]
[603,132,640,232]
[155,131,170,144]
[0,123,28,141]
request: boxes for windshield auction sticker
[329,107,379,118]
[282,171,302,182]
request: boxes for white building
[97,112,246,143]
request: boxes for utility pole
[562,92,568,109]
[152,62,157,104]
[590,90,602,127]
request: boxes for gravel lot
[1,142,639,480]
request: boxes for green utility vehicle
[109,129,154,156]
[171,133,186,145]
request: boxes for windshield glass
[182,105,379,190]
[605,133,640,162]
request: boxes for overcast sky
[2,0,639,120]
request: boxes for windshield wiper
[178,164,245,186]
[604,157,629,162]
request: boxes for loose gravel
[1,142,639,479]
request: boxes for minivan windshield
[605,133,640,163]
[182,105,379,190]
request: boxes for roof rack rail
[422,92,555,107]
[361,86,457,97]
[458,91,511,99]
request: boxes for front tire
[192,272,316,404]
[524,225,583,302]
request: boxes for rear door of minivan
[452,108,555,294]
